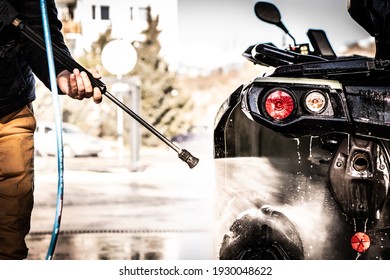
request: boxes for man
[0,0,102,259]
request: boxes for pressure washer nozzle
[178,149,199,169]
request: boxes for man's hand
[57,68,103,104]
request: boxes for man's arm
[16,0,70,88]
[15,0,102,103]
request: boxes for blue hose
[39,0,65,260]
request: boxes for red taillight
[264,89,295,120]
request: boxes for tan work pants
[0,105,36,259]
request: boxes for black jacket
[0,0,70,117]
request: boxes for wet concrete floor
[26,147,217,260]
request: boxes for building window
[139,7,148,21]
[101,6,110,20]
[130,7,134,21]
[92,5,96,20]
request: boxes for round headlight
[304,90,327,113]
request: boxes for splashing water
[213,156,339,259]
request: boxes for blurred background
[28,0,375,260]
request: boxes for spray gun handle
[73,62,107,95]
[49,40,108,95]
[10,16,107,95]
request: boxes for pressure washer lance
[6,17,199,168]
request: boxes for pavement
[26,145,218,260]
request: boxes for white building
[56,0,179,70]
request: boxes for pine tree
[36,7,194,147]
[130,6,194,146]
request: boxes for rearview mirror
[254,1,281,25]
[254,1,296,46]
